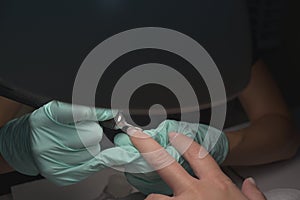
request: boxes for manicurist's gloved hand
[0,101,139,185]
[114,120,229,195]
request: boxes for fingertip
[242,177,257,190]
[242,177,266,200]
[145,194,172,200]
[247,177,256,186]
[198,146,209,159]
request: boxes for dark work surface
[0,172,43,195]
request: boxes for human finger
[128,129,195,194]
[168,132,223,179]
[242,178,266,200]
[145,194,174,200]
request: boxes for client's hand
[116,120,229,195]
[128,130,266,200]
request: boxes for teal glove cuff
[0,114,39,176]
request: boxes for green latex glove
[114,120,229,195]
[0,101,140,185]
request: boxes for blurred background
[225,0,300,128]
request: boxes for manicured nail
[247,177,256,186]
[127,127,139,136]
[198,147,209,159]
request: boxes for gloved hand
[114,120,229,195]
[0,101,228,194]
[0,101,140,185]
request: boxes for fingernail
[198,147,209,159]
[127,127,139,136]
[247,177,256,186]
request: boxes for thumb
[145,194,173,200]
[242,178,266,200]
[46,101,116,124]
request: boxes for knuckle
[216,181,231,192]
[143,148,175,170]
[204,170,234,192]
[184,143,200,159]
[215,177,235,192]
[73,106,92,118]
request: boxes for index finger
[168,132,223,179]
[128,129,195,195]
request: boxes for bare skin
[129,130,266,200]
[224,60,300,165]
[0,96,22,173]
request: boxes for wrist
[226,131,244,152]
[0,154,14,174]
[222,131,244,165]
